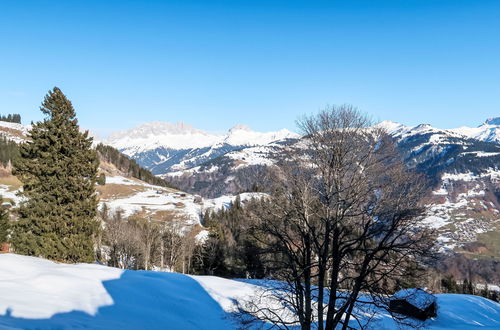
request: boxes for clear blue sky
[1,0,499,137]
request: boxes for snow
[226,145,276,168]
[421,215,450,229]
[432,188,448,196]
[0,254,499,329]
[451,122,500,144]
[222,125,298,147]
[377,119,500,147]
[424,294,500,329]
[0,185,22,205]
[106,122,221,151]
[442,172,477,182]
[106,122,298,154]
[194,275,260,312]
[0,254,122,319]
[202,192,267,212]
[461,151,500,157]
[0,254,232,329]
[104,175,151,186]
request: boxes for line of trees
[97,204,199,272]
[0,136,19,167]
[0,114,21,124]
[440,275,499,302]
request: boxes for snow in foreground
[0,254,499,329]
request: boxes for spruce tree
[0,203,9,244]
[12,87,99,263]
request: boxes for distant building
[389,288,437,320]
[193,195,203,203]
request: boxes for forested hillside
[96,144,176,188]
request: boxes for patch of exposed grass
[97,184,147,200]
[1,197,16,206]
[151,210,182,222]
[468,226,500,259]
[0,176,22,191]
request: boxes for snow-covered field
[99,175,264,224]
[0,254,498,330]
[1,174,263,227]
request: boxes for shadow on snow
[0,271,234,330]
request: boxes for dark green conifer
[12,87,99,262]
[0,203,9,244]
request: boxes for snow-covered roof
[392,288,437,310]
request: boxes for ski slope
[0,254,499,329]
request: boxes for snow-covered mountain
[379,117,500,145]
[450,117,500,144]
[157,118,500,263]
[105,122,298,175]
[162,118,500,195]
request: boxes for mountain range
[105,122,298,175]
[106,118,500,196]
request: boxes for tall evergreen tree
[12,87,99,262]
[0,203,9,244]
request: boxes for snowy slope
[0,254,499,329]
[450,117,500,144]
[0,121,31,143]
[98,175,264,224]
[1,173,262,237]
[0,254,233,329]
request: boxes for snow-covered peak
[484,117,500,126]
[108,122,210,139]
[228,124,252,133]
[375,120,408,135]
[106,122,299,152]
[450,118,500,144]
[376,119,500,145]
[106,122,221,152]
[223,125,299,147]
[376,120,461,142]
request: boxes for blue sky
[1,0,499,137]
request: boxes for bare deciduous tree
[161,216,188,271]
[244,105,436,329]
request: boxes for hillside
[0,120,259,234]
[0,254,499,329]
[1,162,260,237]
